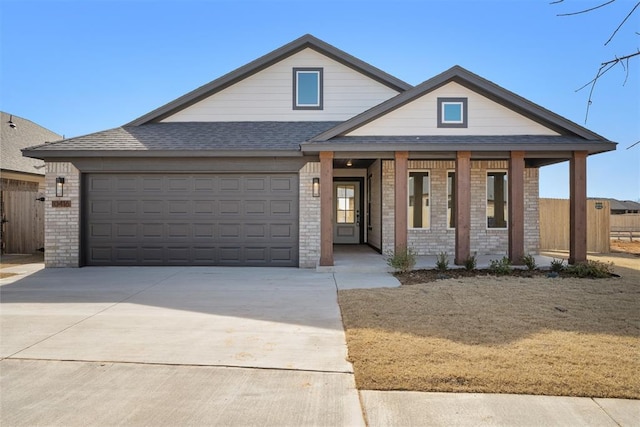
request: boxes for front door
[333,181,361,244]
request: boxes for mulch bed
[396,268,549,286]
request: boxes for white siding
[348,82,560,136]
[162,49,400,122]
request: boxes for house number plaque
[52,200,71,208]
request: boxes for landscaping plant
[489,256,512,275]
[435,252,449,272]
[521,253,537,271]
[386,246,417,273]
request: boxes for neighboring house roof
[1,112,62,176]
[126,34,412,126]
[22,122,341,158]
[307,66,612,142]
[589,198,640,212]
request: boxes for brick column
[455,151,471,265]
[319,151,334,266]
[394,151,408,252]
[569,151,588,264]
[509,151,525,264]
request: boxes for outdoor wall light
[55,177,65,197]
[8,115,16,129]
[312,177,320,197]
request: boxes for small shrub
[386,246,417,273]
[565,260,614,278]
[464,253,477,271]
[435,252,449,272]
[550,258,565,273]
[521,254,537,271]
[489,256,512,275]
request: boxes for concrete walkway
[1,263,638,426]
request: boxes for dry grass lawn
[338,251,640,398]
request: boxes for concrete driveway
[0,266,364,426]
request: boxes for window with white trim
[408,171,430,229]
[437,97,467,128]
[487,171,508,229]
[293,68,323,110]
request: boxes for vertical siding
[348,81,560,136]
[162,48,400,122]
[540,199,610,253]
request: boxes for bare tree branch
[605,1,640,45]
[557,0,616,16]
[576,51,640,122]
[553,1,639,122]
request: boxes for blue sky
[1,0,638,200]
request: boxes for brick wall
[381,160,395,254]
[524,167,540,254]
[298,162,321,268]
[44,162,80,267]
[381,159,540,257]
[367,160,382,250]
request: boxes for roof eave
[21,149,304,160]
[301,141,617,155]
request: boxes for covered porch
[311,147,599,268]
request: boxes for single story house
[1,112,61,254]
[23,34,616,268]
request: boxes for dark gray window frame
[293,67,323,110]
[437,97,468,128]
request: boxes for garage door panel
[270,200,294,216]
[115,223,138,238]
[219,178,241,192]
[193,223,215,239]
[85,174,298,266]
[142,200,164,215]
[142,177,163,192]
[116,177,138,192]
[89,223,112,239]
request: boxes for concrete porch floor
[324,245,557,273]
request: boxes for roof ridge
[125,34,411,127]
[310,65,610,142]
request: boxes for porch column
[455,151,471,265]
[569,151,588,264]
[319,151,334,266]
[394,151,408,252]
[508,151,525,264]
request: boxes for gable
[346,82,559,137]
[160,48,402,123]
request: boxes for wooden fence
[0,190,45,254]
[539,198,610,253]
[610,213,640,241]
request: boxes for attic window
[293,68,323,110]
[437,97,467,128]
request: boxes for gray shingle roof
[1,112,62,175]
[23,122,341,158]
